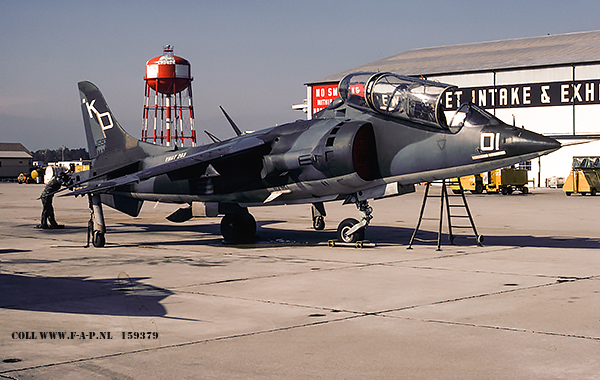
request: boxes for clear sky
[1,0,600,151]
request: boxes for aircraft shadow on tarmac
[257,221,599,249]
[0,273,172,317]
[109,220,598,250]
[0,248,32,254]
[354,225,599,250]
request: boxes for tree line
[32,147,89,164]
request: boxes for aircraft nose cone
[505,128,561,156]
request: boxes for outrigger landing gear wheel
[337,218,365,243]
[93,230,106,248]
[313,216,325,231]
[89,194,106,248]
[220,212,256,243]
[311,202,326,231]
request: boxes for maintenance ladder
[407,179,484,251]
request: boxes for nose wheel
[335,196,372,243]
[337,218,365,243]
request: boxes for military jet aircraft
[66,72,560,247]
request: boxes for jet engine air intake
[311,121,380,181]
[260,121,380,181]
[352,123,380,181]
[339,72,456,130]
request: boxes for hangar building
[305,30,600,186]
[0,143,33,180]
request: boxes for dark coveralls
[40,176,62,228]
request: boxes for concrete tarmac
[0,182,598,379]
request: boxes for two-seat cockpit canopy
[339,72,456,129]
[337,72,509,132]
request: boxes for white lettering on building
[541,86,551,104]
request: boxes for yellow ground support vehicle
[17,172,33,184]
[73,163,91,173]
[452,167,530,195]
[17,168,45,184]
[563,156,600,196]
[452,175,485,194]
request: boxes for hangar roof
[0,143,32,159]
[310,30,600,85]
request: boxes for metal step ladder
[407,179,484,250]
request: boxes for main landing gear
[336,195,373,244]
[220,209,256,243]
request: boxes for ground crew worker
[38,171,70,229]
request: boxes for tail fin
[78,81,139,160]
[78,81,169,171]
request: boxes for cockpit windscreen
[338,72,371,109]
[449,103,502,129]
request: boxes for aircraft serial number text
[165,152,188,162]
[11,331,159,340]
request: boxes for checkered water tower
[142,45,196,146]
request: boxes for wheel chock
[328,240,376,248]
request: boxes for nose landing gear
[336,195,372,243]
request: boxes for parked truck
[452,167,530,195]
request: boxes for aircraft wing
[63,136,266,197]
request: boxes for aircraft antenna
[219,106,242,137]
[204,130,222,143]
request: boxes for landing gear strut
[336,195,372,243]
[311,202,326,230]
[220,210,256,243]
[86,194,106,248]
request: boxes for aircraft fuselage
[120,103,558,207]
